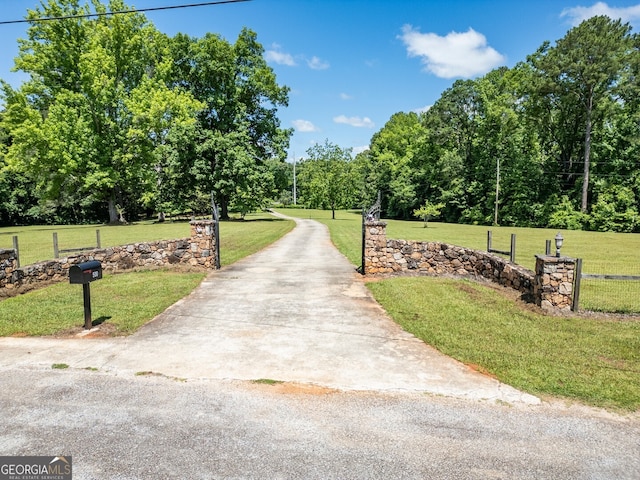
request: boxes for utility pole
[293,153,297,205]
[494,156,500,225]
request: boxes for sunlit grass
[0,269,206,336]
[0,214,294,336]
[276,208,640,313]
[367,276,640,411]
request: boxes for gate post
[362,192,385,275]
[533,254,577,312]
[363,220,389,275]
[189,220,218,269]
[12,236,20,268]
[572,258,583,312]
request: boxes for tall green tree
[527,16,636,213]
[0,109,39,225]
[421,79,482,222]
[297,140,356,219]
[365,112,427,218]
[2,0,201,223]
[474,67,549,226]
[165,29,291,219]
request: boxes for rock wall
[534,255,576,311]
[1,220,218,294]
[0,249,18,290]
[364,220,576,312]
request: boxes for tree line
[2,6,639,233]
[0,0,291,225]
[296,16,640,232]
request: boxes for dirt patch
[465,363,499,380]
[0,280,59,300]
[454,281,486,302]
[51,322,120,339]
[362,276,385,284]
[248,381,338,396]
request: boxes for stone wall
[363,220,575,312]
[1,220,218,294]
[0,248,18,290]
[364,221,534,294]
[533,255,576,311]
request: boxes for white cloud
[561,2,640,26]
[292,119,318,132]
[413,105,432,114]
[265,44,296,66]
[353,145,370,155]
[340,93,353,100]
[307,56,330,70]
[333,115,375,128]
[399,25,505,78]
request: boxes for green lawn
[367,276,640,411]
[281,208,640,411]
[0,269,206,336]
[275,208,640,313]
[0,213,294,336]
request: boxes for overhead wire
[0,0,251,25]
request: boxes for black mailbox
[69,260,102,284]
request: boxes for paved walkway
[0,215,538,404]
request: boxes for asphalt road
[1,369,638,479]
[0,216,638,479]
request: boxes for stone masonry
[533,255,576,311]
[0,220,218,294]
[364,220,576,312]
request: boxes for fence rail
[573,258,640,313]
[487,231,516,263]
[53,230,101,259]
[580,274,640,281]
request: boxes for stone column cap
[365,220,387,226]
[535,254,576,262]
[190,219,216,224]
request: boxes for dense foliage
[2,7,639,233]
[350,16,640,232]
[295,141,360,219]
[0,0,290,225]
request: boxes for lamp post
[555,232,564,257]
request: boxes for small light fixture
[555,232,564,257]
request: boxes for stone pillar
[363,221,390,275]
[0,249,18,289]
[533,255,576,312]
[189,220,218,269]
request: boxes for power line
[0,0,251,25]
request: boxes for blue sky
[2,0,640,161]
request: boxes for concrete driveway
[1,215,638,479]
[0,216,535,403]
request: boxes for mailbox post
[69,260,102,329]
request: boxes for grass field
[278,208,640,410]
[0,213,294,336]
[275,208,640,313]
[0,269,207,336]
[0,213,294,267]
[367,276,640,411]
